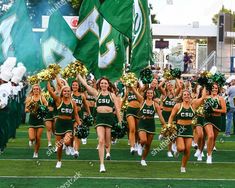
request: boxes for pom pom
[212,72,226,87]
[140,68,153,84]
[197,71,213,91]
[75,125,89,139]
[170,68,181,79]
[204,97,219,117]
[120,72,138,87]
[37,105,49,119]
[163,69,173,80]
[27,75,40,85]
[83,115,94,127]
[111,121,127,139]
[160,123,177,138]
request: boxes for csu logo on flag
[132,0,146,49]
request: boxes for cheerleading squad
[24,71,228,173]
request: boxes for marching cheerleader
[25,84,48,158]
[204,83,226,164]
[71,80,91,158]
[168,88,206,172]
[77,75,121,172]
[131,87,165,166]
[47,82,81,168]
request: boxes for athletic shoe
[29,140,33,147]
[204,143,207,150]
[127,140,130,146]
[206,154,212,164]
[180,167,186,173]
[48,142,52,147]
[192,141,198,149]
[134,143,138,151]
[70,147,75,156]
[137,144,143,156]
[173,151,179,158]
[62,144,66,150]
[201,152,205,157]
[213,146,217,151]
[158,134,164,140]
[65,146,71,155]
[194,149,200,157]
[106,153,111,160]
[81,138,87,145]
[130,147,135,155]
[100,164,106,173]
[167,151,173,157]
[96,145,99,150]
[171,143,177,153]
[74,151,79,159]
[56,161,62,168]
[197,153,202,161]
[33,152,38,158]
[140,160,147,166]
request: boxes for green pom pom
[140,68,153,84]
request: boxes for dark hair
[143,88,155,100]
[96,77,113,92]
[71,80,81,92]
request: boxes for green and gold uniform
[95,92,115,128]
[176,104,195,138]
[44,97,55,121]
[72,94,84,119]
[162,96,176,122]
[126,92,140,118]
[204,97,222,131]
[55,101,74,135]
[194,105,205,127]
[28,97,44,128]
[86,93,96,117]
[138,101,156,134]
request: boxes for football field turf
[0,122,235,188]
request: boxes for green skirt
[95,113,115,128]
[55,118,73,135]
[126,107,140,118]
[28,113,44,128]
[176,124,193,138]
[195,116,205,127]
[205,115,221,131]
[138,118,155,134]
[44,111,54,121]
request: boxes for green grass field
[0,121,235,188]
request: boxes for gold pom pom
[61,60,88,79]
[28,101,39,114]
[121,100,129,111]
[41,91,50,101]
[163,69,173,80]
[120,72,138,87]
[37,69,52,81]
[160,123,177,138]
[27,75,40,85]
[48,64,61,79]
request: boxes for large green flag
[99,0,153,77]
[99,0,133,39]
[130,0,153,76]
[74,0,128,82]
[41,11,78,68]
[0,0,44,74]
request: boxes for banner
[0,0,43,74]
[74,0,128,81]
[41,10,78,69]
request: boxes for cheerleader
[77,75,121,172]
[131,87,165,166]
[47,82,81,168]
[168,88,206,172]
[25,84,48,158]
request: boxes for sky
[149,0,235,26]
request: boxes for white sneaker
[134,143,138,151]
[167,151,173,157]
[213,146,217,151]
[158,134,164,140]
[201,151,205,157]
[130,147,135,155]
[56,161,62,168]
[74,151,79,159]
[141,160,147,166]
[65,146,71,155]
[106,153,111,160]
[180,167,186,173]
[197,153,202,161]
[81,138,87,145]
[96,144,99,150]
[29,140,33,147]
[100,164,106,173]
[128,140,130,146]
[194,149,200,157]
[137,144,143,156]
[33,152,38,158]
[174,151,179,158]
[204,143,207,150]
[54,146,58,153]
[70,147,75,156]
[206,155,212,164]
[62,144,66,150]
[171,143,177,153]
[48,142,52,147]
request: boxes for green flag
[130,0,153,76]
[98,0,153,77]
[41,11,78,68]
[74,0,128,82]
[99,0,133,39]
[0,0,44,74]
